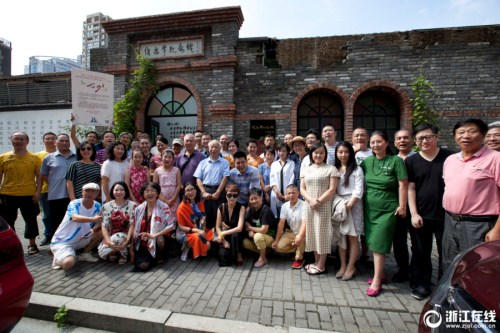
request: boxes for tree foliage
[113,54,157,135]
[410,66,439,127]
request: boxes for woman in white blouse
[269,143,295,219]
[334,141,364,281]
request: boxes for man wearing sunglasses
[194,140,230,230]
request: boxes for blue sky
[2,0,499,75]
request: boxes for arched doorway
[353,90,400,143]
[146,85,197,144]
[297,90,344,139]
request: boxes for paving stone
[339,306,355,324]
[284,309,296,327]
[260,306,272,326]
[380,319,400,333]
[271,315,284,327]
[306,311,321,329]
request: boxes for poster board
[71,69,114,126]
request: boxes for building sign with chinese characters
[140,37,204,60]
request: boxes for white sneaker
[180,248,189,262]
[52,257,61,270]
[78,252,99,263]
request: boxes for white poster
[0,109,74,153]
[71,69,114,126]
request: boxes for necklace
[372,156,387,176]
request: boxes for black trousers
[409,218,444,290]
[0,194,40,239]
[204,186,226,230]
[392,214,410,273]
[48,198,71,237]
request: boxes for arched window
[297,91,344,139]
[353,90,400,141]
[147,85,196,116]
[146,85,197,142]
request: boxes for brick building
[1,6,499,150]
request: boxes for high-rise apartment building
[25,56,81,74]
[82,12,112,69]
[0,38,12,77]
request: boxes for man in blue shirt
[194,140,230,229]
[37,133,77,243]
[229,151,261,206]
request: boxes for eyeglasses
[226,193,239,199]
[415,135,436,143]
[80,146,93,151]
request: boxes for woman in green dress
[360,131,408,297]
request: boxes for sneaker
[292,259,304,269]
[52,257,61,270]
[180,248,189,262]
[78,252,99,263]
[40,236,51,246]
[410,285,430,301]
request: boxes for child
[125,149,149,204]
[153,149,181,215]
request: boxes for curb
[25,292,337,333]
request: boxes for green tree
[410,66,439,127]
[113,54,158,135]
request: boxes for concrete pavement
[18,218,433,332]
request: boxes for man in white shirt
[50,183,103,271]
[272,184,305,269]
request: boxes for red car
[0,216,34,333]
[419,240,500,333]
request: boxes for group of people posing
[0,118,498,299]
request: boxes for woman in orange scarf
[176,182,213,261]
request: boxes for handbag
[331,194,347,223]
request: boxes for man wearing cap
[171,138,184,159]
[50,182,103,271]
[288,136,308,192]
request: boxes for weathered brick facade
[91,6,499,148]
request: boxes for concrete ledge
[26,292,171,333]
[165,313,287,333]
[26,292,334,333]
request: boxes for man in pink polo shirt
[442,118,500,271]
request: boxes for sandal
[304,263,316,271]
[28,245,39,255]
[306,266,327,275]
[118,256,127,265]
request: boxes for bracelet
[189,227,193,233]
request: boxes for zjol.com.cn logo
[424,310,497,330]
[423,310,442,328]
